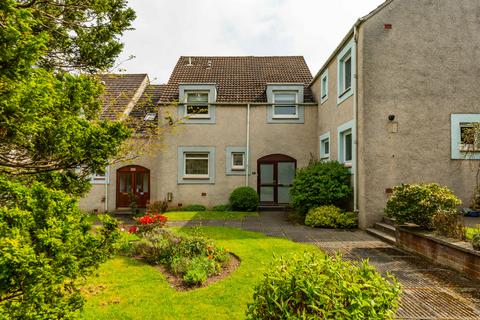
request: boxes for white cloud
[116,0,385,83]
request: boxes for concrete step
[382,216,396,225]
[366,227,396,245]
[259,205,288,212]
[374,222,396,238]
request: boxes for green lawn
[164,211,258,221]
[79,227,319,320]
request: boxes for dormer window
[143,113,156,121]
[185,92,210,118]
[273,92,298,119]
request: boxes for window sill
[343,162,352,168]
[459,145,480,152]
[320,156,330,160]
[320,97,328,104]
[186,115,211,119]
[272,116,299,120]
[231,167,245,171]
[183,175,210,180]
[338,88,352,99]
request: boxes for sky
[114,0,385,84]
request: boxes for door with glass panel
[257,154,296,204]
[116,165,150,208]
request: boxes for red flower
[129,226,138,233]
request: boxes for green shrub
[385,183,461,229]
[132,229,229,286]
[305,205,357,229]
[184,204,207,211]
[115,230,139,256]
[432,209,466,240]
[212,204,231,212]
[246,252,401,319]
[290,161,352,216]
[472,233,480,250]
[229,187,259,212]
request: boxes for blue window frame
[320,70,328,104]
[337,120,355,169]
[177,146,216,184]
[451,114,480,159]
[319,132,330,160]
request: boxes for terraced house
[81,0,480,228]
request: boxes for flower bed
[128,212,235,288]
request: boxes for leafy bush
[246,252,401,319]
[147,200,168,213]
[229,187,259,212]
[184,204,207,211]
[472,233,480,250]
[305,205,357,229]
[385,183,461,229]
[432,209,466,240]
[212,204,231,212]
[290,161,352,216]
[115,230,139,256]
[0,178,120,319]
[133,229,229,286]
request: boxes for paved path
[166,211,480,320]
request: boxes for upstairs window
[337,41,355,105]
[273,92,298,119]
[184,152,209,179]
[320,71,328,103]
[231,152,245,170]
[185,92,209,118]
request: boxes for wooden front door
[257,154,296,204]
[116,165,150,208]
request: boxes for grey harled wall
[358,0,480,227]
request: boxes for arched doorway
[257,154,297,204]
[116,165,150,208]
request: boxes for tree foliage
[0,0,135,317]
[0,177,119,319]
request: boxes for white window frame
[183,152,210,179]
[231,152,245,171]
[184,91,210,119]
[272,92,299,119]
[91,166,109,185]
[320,71,328,104]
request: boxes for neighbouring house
[310,0,480,228]
[79,57,318,213]
[81,0,480,228]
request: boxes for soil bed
[155,253,241,291]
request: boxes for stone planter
[395,226,480,281]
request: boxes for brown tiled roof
[160,56,315,103]
[99,73,148,120]
[129,84,165,120]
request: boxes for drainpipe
[353,23,360,213]
[245,103,251,186]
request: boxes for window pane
[278,162,295,185]
[274,106,297,115]
[143,173,149,192]
[186,105,209,115]
[461,125,475,144]
[185,159,208,175]
[232,153,244,166]
[185,153,208,158]
[260,164,274,184]
[119,174,131,193]
[344,57,352,90]
[345,133,352,162]
[260,187,274,202]
[187,93,208,103]
[274,93,296,104]
[324,140,329,154]
[321,78,327,98]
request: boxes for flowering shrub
[133,211,168,234]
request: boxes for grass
[79,227,319,320]
[164,211,258,221]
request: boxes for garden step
[382,216,396,225]
[366,228,396,245]
[374,222,396,238]
[259,205,288,212]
